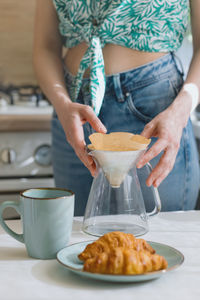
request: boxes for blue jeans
[51,53,200,216]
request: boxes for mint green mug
[0,188,74,259]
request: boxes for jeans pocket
[126,74,183,122]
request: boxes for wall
[0,0,36,85]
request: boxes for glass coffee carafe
[82,148,161,237]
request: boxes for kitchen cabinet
[0,0,36,85]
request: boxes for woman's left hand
[136,94,191,187]
[138,0,200,188]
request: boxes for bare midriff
[64,42,168,77]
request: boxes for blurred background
[0,0,54,219]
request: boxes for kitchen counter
[0,105,53,131]
[0,113,52,132]
[0,211,200,300]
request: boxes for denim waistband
[63,52,183,100]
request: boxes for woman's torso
[64,43,167,77]
[53,0,189,113]
[54,0,189,76]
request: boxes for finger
[82,105,107,133]
[137,138,168,168]
[76,146,96,176]
[68,121,95,172]
[66,115,98,176]
[140,122,156,139]
[72,124,96,177]
[146,146,177,187]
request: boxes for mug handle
[0,201,24,243]
[145,163,162,217]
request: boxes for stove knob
[1,148,16,164]
[34,144,52,166]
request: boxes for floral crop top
[53,0,189,115]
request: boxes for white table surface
[0,211,200,300]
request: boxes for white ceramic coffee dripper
[82,148,161,237]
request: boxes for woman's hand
[139,0,200,188]
[56,101,107,176]
[136,92,192,187]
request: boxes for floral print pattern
[53,0,189,115]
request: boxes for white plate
[57,240,184,283]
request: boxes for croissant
[78,231,155,261]
[83,247,168,275]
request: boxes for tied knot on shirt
[79,21,103,45]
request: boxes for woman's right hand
[56,101,107,176]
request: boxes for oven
[0,85,54,219]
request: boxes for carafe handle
[146,162,161,217]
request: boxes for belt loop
[171,51,185,78]
[113,73,125,102]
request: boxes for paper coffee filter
[88,132,149,187]
[87,144,95,151]
[89,132,151,151]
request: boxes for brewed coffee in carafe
[82,148,161,237]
